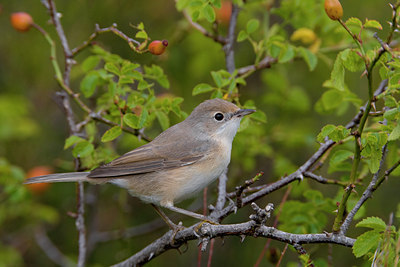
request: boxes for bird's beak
[234,109,256,118]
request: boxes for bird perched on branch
[25,98,255,223]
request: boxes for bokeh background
[0,0,398,266]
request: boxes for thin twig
[237,56,278,78]
[71,23,141,56]
[275,243,288,267]
[254,186,291,267]
[181,9,227,45]
[304,172,347,187]
[45,1,87,265]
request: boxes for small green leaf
[64,135,85,149]
[72,141,94,157]
[80,72,100,98]
[237,30,248,42]
[330,150,353,166]
[298,47,317,71]
[81,55,101,72]
[352,230,381,258]
[346,17,363,28]
[137,22,145,30]
[341,49,364,72]
[123,113,139,129]
[364,19,383,30]
[155,111,170,130]
[104,62,120,76]
[317,124,336,143]
[388,121,400,141]
[101,126,122,142]
[278,45,295,63]
[321,89,343,110]
[211,71,223,88]
[250,111,267,123]
[246,19,259,34]
[202,4,216,23]
[356,216,387,231]
[157,76,170,89]
[135,31,148,39]
[138,108,149,128]
[193,83,214,95]
[330,54,345,91]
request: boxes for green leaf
[341,49,364,72]
[246,19,259,34]
[356,216,387,231]
[352,230,381,258]
[330,53,345,91]
[137,22,145,30]
[135,31,148,39]
[193,83,214,95]
[81,55,101,72]
[104,62,120,76]
[317,124,350,143]
[202,4,215,23]
[388,121,400,141]
[298,47,317,71]
[101,126,122,142]
[155,111,170,131]
[157,76,170,89]
[321,89,343,110]
[364,19,383,30]
[138,108,149,128]
[237,30,248,42]
[330,150,353,166]
[123,113,139,129]
[278,45,295,63]
[72,141,94,157]
[80,72,100,98]
[317,124,336,143]
[250,111,267,123]
[64,135,85,149]
[346,17,362,28]
[211,71,223,88]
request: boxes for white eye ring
[214,112,224,121]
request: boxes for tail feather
[24,172,90,184]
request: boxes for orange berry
[10,12,33,32]
[25,166,52,194]
[148,40,168,55]
[215,0,232,25]
[324,0,343,21]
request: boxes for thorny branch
[113,205,355,267]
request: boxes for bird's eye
[214,113,224,121]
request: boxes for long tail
[24,172,91,184]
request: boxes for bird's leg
[151,204,185,245]
[164,205,218,224]
[151,204,180,230]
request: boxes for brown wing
[88,142,205,178]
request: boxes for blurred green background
[0,0,399,266]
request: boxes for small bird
[25,98,255,221]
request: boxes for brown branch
[112,217,355,266]
[44,1,87,265]
[236,56,278,77]
[304,172,347,187]
[181,9,227,45]
[71,23,141,56]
